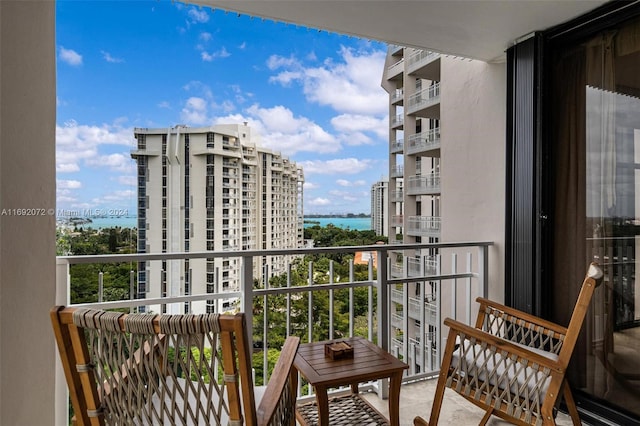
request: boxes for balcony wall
[1,3,58,425]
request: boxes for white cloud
[157,101,171,109]
[200,32,212,41]
[101,50,124,63]
[57,163,80,173]
[304,182,320,190]
[238,42,247,50]
[201,47,230,62]
[299,158,373,175]
[94,190,136,204]
[116,175,137,186]
[214,104,339,156]
[188,8,209,23]
[181,96,209,125]
[183,81,213,99]
[328,189,364,202]
[268,46,387,115]
[56,120,135,173]
[331,113,388,142]
[309,197,331,206]
[266,54,299,70]
[336,179,350,187]
[57,180,82,189]
[269,71,302,86]
[86,153,135,173]
[59,46,82,66]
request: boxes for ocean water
[303,217,371,231]
[66,216,371,231]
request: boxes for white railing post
[376,247,389,400]
[98,271,104,303]
[479,244,488,298]
[466,253,472,325]
[349,259,354,337]
[241,254,254,349]
[55,259,70,426]
[129,270,135,313]
[329,260,334,340]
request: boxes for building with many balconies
[370,179,389,237]
[131,124,304,314]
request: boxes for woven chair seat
[297,394,388,426]
[450,336,559,402]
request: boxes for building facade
[382,47,442,374]
[131,124,304,314]
[370,179,389,237]
[381,48,506,376]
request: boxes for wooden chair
[51,307,299,426]
[414,262,603,426]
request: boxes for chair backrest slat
[52,308,264,426]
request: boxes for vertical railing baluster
[368,258,373,342]
[479,244,488,299]
[376,247,389,400]
[466,252,472,325]
[98,271,103,303]
[129,270,135,313]
[286,263,291,336]
[307,260,314,397]
[329,260,334,340]
[308,261,313,344]
[349,259,354,337]
[402,254,408,366]
[436,254,442,369]
[241,255,254,350]
[451,253,457,321]
[263,264,269,384]
[419,253,426,374]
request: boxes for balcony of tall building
[406,216,441,238]
[406,127,441,156]
[406,49,441,80]
[386,58,404,80]
[407,173,441,196]
[407,83,440,117]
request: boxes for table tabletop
[294,336,408,388]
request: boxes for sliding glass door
[549,15,640,419]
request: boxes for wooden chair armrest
[475,297,568,336]
[444,318,563,373]
[257,336,300,426]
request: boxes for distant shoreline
[59,215,372,231]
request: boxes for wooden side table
[294,336,408,426]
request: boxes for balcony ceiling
[191,0,608,62]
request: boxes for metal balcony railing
[390,139,404,153]
[407,83,440,115]
[56,241,491,423]
[407,216,441,237]
[391,114,404,128]
[387,58,404,78]
[407,173,441,195]
[407,50,440,73]
[406,127,441,155]
[390,165,404,178]
[391,88,404,104]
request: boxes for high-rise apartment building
[131,124,304,314]
[382,47,444,374]
[370,179,389,237]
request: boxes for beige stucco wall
[0,1,57,424]
[440,56,506,304]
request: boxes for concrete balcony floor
[361,378,579,426]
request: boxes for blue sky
[56,1,389,216]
